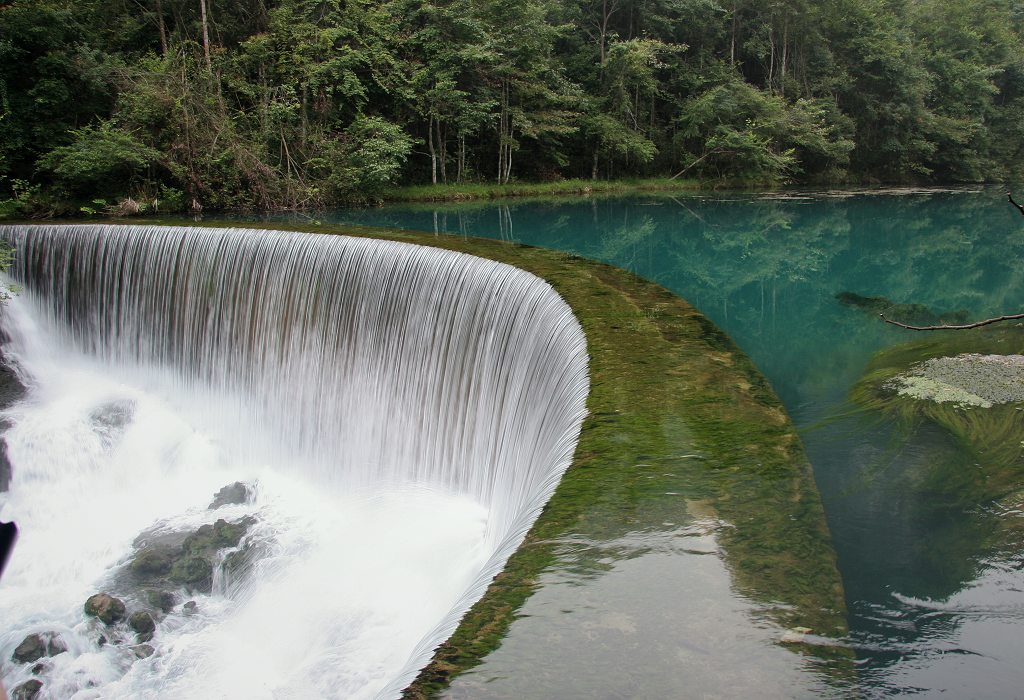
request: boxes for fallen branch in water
[880,312,1024,331]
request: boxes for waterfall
[0,224,589,698]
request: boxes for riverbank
[386,177,716,202]
[0,176,768,221]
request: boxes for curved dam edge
[126,218,848,693]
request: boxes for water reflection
[445,521,850,700]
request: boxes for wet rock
[13,632,66,663]
[0,355,27,410]
[129,611,156,642]
[84,593,126,625]
[131,546,176,577]
[223,544,257,578]
[209,481,252,509]
[89,400,136,448]
[11,679,43,700]
[131,643,155,659]
[0,437,11,492]
[182,601,198,615]
[170,555,212,590]
[147,589,176,614]
[12,634,45,664]
[89,400,135,432]
[183,518,251,553]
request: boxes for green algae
[130,218,850,694]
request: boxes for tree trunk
[730,1,739,65]
[435,118,447,184]
[457,135,466,184]
[428,117,438,185]
[199,0,212,71]
[155,0,168,56]
[780,14,788,96]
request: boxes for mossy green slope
[139,219,849,693]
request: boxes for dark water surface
[300,187,1024,697]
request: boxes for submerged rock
[147,589,177,614]
[89,399,135,433]
[84,593,126,625]
[11,679,43,700]
[12,633,66,663]
[209,481,252,509]
[182,600,198,615]
[129,611,156,642]
[131,546,175,576]
[131,643,155,659]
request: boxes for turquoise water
[306,187,1024,696]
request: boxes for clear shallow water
[313,187,1024,696]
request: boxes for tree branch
[1008,191,1024,216]
[879,312,1024,331]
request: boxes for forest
[2,0,1024,213]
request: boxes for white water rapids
[0,225,589,698]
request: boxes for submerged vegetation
[4,0,1024,215]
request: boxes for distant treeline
[2,0,1024,213]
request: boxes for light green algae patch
[133,218,851,696]
[887,354,1024,409]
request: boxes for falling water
[0,224,589,698]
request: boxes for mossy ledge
[122,219,848,692]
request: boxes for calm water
[303,187,1024,697]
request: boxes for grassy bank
[385,177,722,203]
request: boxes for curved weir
[0,224,589,698]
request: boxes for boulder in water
[84,593,126,625]
[169,555,213,590]
[208,481,252,509]
[147,589,177,614]
[184,517,251,553]
[131,546,175,577]
[131,643,155,659]
[12,632,66,663]
[11,679,43,700]
[129,611,156,642]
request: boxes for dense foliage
[2,0,1024,212]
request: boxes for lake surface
[305,187,1024,697]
